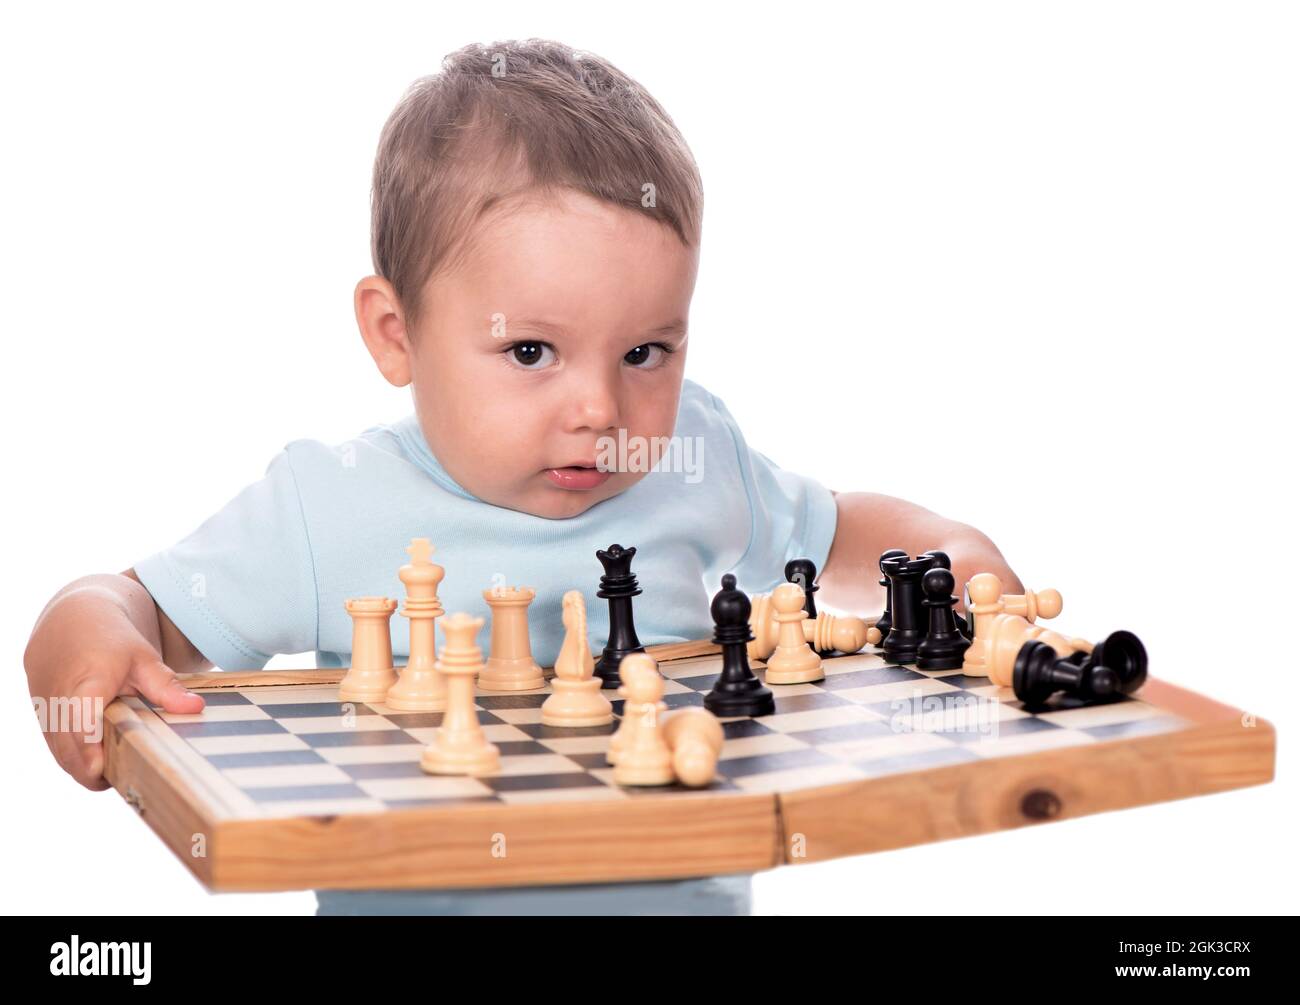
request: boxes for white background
[2,0,1295,915]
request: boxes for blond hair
[370,39,704,329]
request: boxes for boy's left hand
[819,492,1025,616]
[947,538,1024,613]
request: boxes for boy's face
[359,189,698,519]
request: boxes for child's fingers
[44,728,109,791]
[36,676,115,791]
[128,656,206,715]
[69,736,110,791]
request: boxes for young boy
[24,39,1022,915]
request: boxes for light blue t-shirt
[135,379,838,672]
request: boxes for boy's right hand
[24,575,206,791]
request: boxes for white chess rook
[480,586,545,691]
[339,597,398,702]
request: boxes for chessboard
[103,639,1275,892]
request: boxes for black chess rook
[882,553,937,664]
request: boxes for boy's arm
[817,491,1025,615]
[122,569,211,673]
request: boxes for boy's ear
[354,276,414,387]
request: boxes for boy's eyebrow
[504,318,688,339]
[506,317,570,338]
[645,319,688,339]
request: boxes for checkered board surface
[128,649,1192,819]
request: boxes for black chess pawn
[1013,640,1119,707]
[873,548,909,643]
[916,568,971,670]
[594,544,647,689]
[882,554,936,664]
[785,558,820,619]
[920,550,972,640]
[1062,630,1148,695]
[704,574,775,718]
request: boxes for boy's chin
[503,477,622,520]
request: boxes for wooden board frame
[102,641,1276,892]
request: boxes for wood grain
[213,793,779,892]
[777,689,1275,865]
[103,700,219,885]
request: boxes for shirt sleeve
[132,447,319,670]
[703,389,840,593]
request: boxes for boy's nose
[565,378,621,433]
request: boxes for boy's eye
[624,343,671,368]
[506,341,556,369]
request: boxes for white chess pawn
[961,572,1004,677]
[764,583,824,684]
[612,656,674,787]
[803,612,870,654]
[542,591,614,727]
[1001,587,1064,623]
[964,575,1079,678]
[663,708,724,788]
[421,613,500,776]
[748,592,871,659]
[607,653,665,766]
[747,592,778,661]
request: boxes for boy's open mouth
[544,465,611,491]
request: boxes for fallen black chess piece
[1013,629,1148,708]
